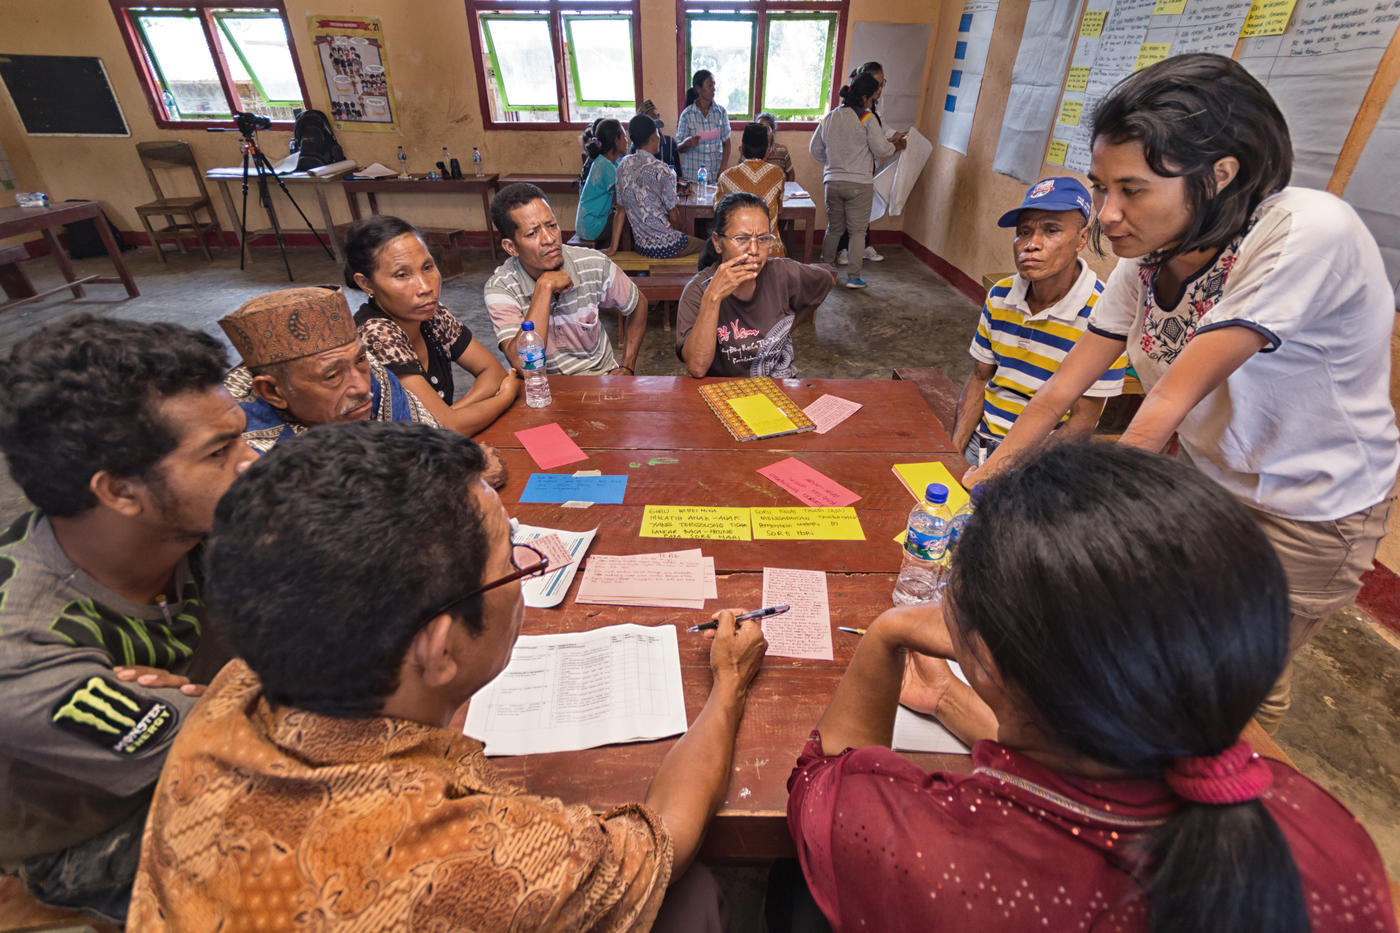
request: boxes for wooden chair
[134,141,223,262]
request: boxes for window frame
[677,0,849,131]
[110,0,312,131]
[465,0,645,131]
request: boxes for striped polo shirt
[969,259,1126,440]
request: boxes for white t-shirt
[1088,186,1399,522]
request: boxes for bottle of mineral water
[948,484,984,552]
[892,484,955,606]
[696,164,708,193]
[396,145,409,177]
[518,321,551,408]
[472,146,484,177]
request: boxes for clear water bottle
[892,484,955,606]
[696,164,708,193]
[396,145,409,177]
[948,484,984,552]
[518,321,551,408]
[472,146,484,177]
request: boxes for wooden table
[206,168,347,264]
[476,375,966,858]
[676,181,817,263]
[343,173,500,260]
[0,201,138,312]
[500,173,580,194]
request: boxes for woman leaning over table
[964,53,1399,733]
[789,442,1397,933]
[344,214,520,436]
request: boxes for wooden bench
[0,245,35,301]
[609,251,699,274]
[420,227,467,279]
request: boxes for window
[112,2,310,129]
[679,0,846,125]
[466,0,643,129]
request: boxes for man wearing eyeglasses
[677,192,835,378]
[130,422,768,932]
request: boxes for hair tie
[1164,739,1272,805]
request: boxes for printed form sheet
[464,623,689,756]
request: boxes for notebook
[699,377,816,442]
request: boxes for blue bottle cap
[969,483,986,503]
[521,321,535,331]
[924,483,948,504]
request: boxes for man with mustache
[951,177,1128,466]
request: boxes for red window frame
[464,0,645,131]
[111,0,313,131]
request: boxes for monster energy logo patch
[51,676,177,754]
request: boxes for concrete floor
[4,240,1397,926]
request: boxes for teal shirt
[575,156,617,242]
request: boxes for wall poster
[307,14,398,132]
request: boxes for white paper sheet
[844,22,934,131]
[892,660,972,754]
[463,623,689,756]
[993,0,1085,183]
[938,0,1002,155]
[512,521,596,608]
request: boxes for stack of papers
[576,548,717,608]
[892,461,970,509]
[350,161,397,178]
[512,521,596,608]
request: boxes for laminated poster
[307,15,398,131]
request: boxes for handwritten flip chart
[640,505,753,541]
[751,507,865,541]
[728,394,798,438]
[761,568,833,660]
[514,423,588,470]
[1239,0,1299,34]
[1080,9,1108,34]
[802,394,863,434]
[758,458,861,508]
[1133,41,1172,70]
[521,473,628,504]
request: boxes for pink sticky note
[515,423,588,470]
[802,394,862,434]
[758,457,860,508]
[698,128,722,141]
[527,533,576,570]
[761,567,833,660]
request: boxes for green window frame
[563,14,636,109]
[213,10,302,108]
[684,12,758,122]
[480,13,559,113]
[759,13,837,120]
[131,9,233,119]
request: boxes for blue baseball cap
[996,176,1093,228]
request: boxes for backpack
[291,110,346,171]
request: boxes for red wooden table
[477,375,968,859]
[0,202,138,312]
[674,181,817,262]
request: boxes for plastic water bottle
[696,164,708,193]
[396,145,409,177]
[892,484,955,606]
[948,484,984,551]
[518,321,551,408]
[472,147,484,177]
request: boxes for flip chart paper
[751,507,865,541]
[640,505,753,541]
[802,394,863,434]
[520,473,627,504]
[761,567,834,660]
[758,458,861,508]
[514,423,588,470]
[892,462,971,512]
[727,394,798,438]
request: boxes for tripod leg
[256,164,294,282]
[255,151,336,261]
[239,150,252,270]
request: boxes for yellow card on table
[1057,99,1084,126]
[1047,139,1069,166]
[1079,9,1107,36]
[1064,66,1091,92]
[1133,43,1171,72]
[640,505,752,541]
[728,394,798,438]
[1240,0,1298,35]
[751,507,865,541]
[1153,0,1187,14]
[892,462,970,512]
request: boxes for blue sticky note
[945,94,958,112]
[959,12,974,31]
[950,69,963,88]
[955,40,968,60]
[520,473,628,504]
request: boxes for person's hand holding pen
[696,607,768,698]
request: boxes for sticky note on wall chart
[1079,10,1107,36]
[1133,43,1172,72]
[1057,100,1084,126]
[1064,66,1091,93]
[1152,0,1187,14]
[1047,140,1069,166]
[1239,0,1299,36]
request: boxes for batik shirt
[677,102,730,182]
[0,511,211,865]
[615,149,687,258]
[129,659,673,932]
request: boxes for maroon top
[788,732,1396,932]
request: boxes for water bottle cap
[969,483,986,503]
[924,483,948,504]
[521,321,535,332]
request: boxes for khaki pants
[819,181,874,278]
[1248,486,1395,732]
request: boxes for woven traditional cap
[219,286,357,367]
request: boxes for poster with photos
[307,14,397,131]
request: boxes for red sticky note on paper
[758,457,861,507]
[515,423,588,470]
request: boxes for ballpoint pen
[837,626,866,636]
[688,604,790,632]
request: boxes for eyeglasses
[717,233,778,248]
[419,542,549,624]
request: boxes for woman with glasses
[716,123,787,258]
[676,193,834,378]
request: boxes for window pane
[762,16,834,117]
[217,14,303,104]
[565,16,633,106]
[135,13,229,118]
[688,17,754,118]
[482,16,558,112]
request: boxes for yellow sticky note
[1240,0,1298,35]
[1064,66,1091,92]
[751,507,865,541]
[1047,139,1069,166]
[1079,9,1107,36]
[640,505,752,541]
[1057,99,1084,126]
[1153,0,1188,13]
[892,463,970,513]
[728,394,797,438]
[1133,43,1172,72]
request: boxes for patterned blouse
[354,300,474,404]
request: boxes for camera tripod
[227,128,335,281]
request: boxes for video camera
[233,111,273,136]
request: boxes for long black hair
[944,442,1307,933]
[838,73,880,112]
[851,61,883,116]
[698,192,769,270]
[1090,53,1292,268]
[685,68,714,108]
[578,117,624,189]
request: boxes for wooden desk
[206,168,346,264]
[477,375,962,858]
[676,182,817,263]
[500,173,580,194]
[343,174,500,260]
[0,202,138,312]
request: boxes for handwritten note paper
[1046,139,1069,166]
[1152,0,1187,13]
[1240,0,1299,35]
[576,550,710,607]
[802,394,863,434]
[728,394,798,438]
[521,473,628,504]
[758,458,861,508]
[1133,42,1172,71]
[1064,65,1091,92]
[514,423,588,470]
[640,505,753,541]
[1057,99,1084,125]
[751,507,865,541]
[1080,9,1107,35]
[527,533,578,570]
[761,568,833,660]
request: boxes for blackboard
[0,54,129,136]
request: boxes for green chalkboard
[0,54,129,136]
